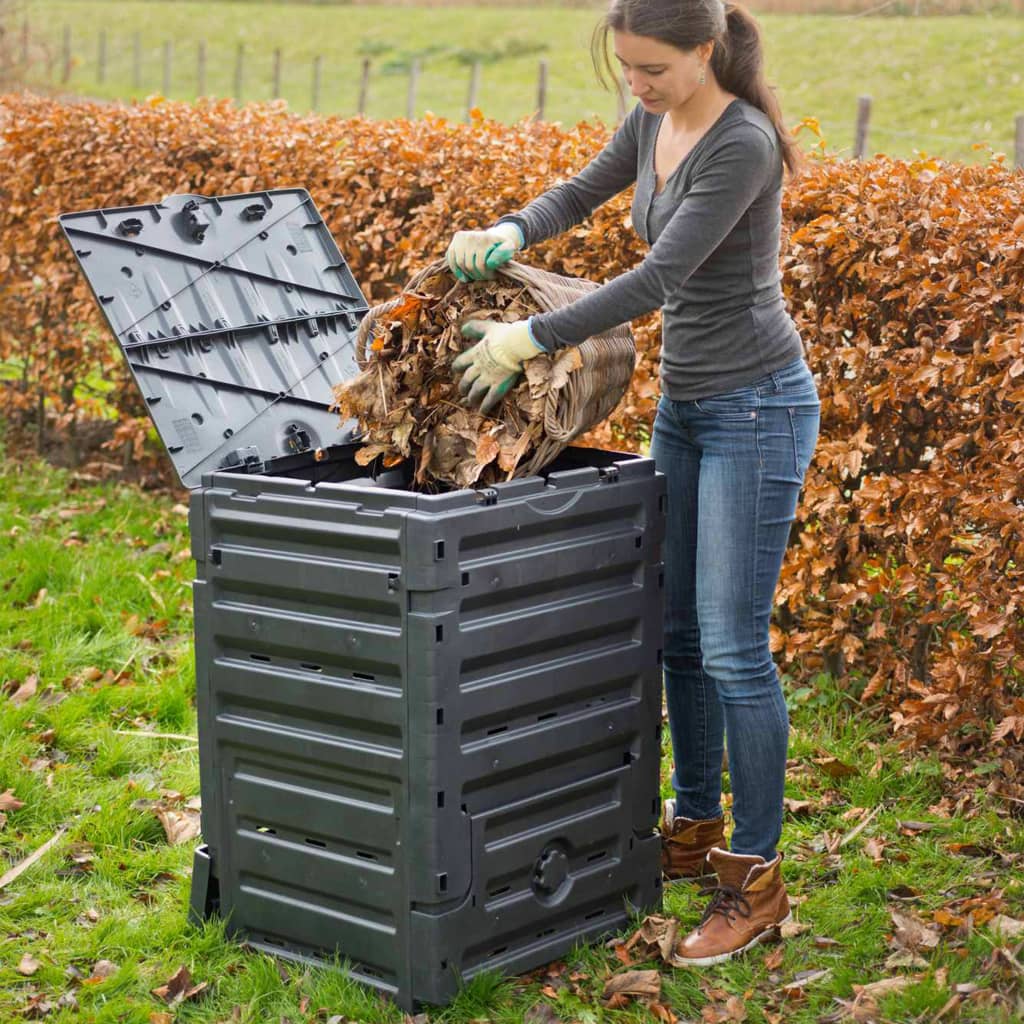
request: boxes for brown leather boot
[660,800,726,885]
[672,847,791,966]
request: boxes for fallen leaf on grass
[780,919,811,939]
[783,968,832,994]
[763,945,785,970]
[812,755,858,779]
[624,914,679,962]
[149,1014,173,1024]
[884,950,929,970]
[889,909,940,952]
[10,674,38,705]
[863,837,887,864]
[154,806,201,846]
[151,965,208,1006]
[602,969,661,1006]
[17,953,41,975]
[897,820,941,835]
[83,959,119,983]
[988,914,1024,939]
[783,797,816,816]
[0,788,25,812]
[523,1003,560,1024]
[701,995,747,1022]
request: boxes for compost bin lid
[59,189,369,489]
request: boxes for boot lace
[697,883,752,927]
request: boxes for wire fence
[4,13,1024,165]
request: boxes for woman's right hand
[446,222,523,282]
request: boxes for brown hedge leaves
[0,95,1021,768]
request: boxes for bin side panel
[194,484,411,988]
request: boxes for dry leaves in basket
[330,266,584,490]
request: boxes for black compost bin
[60,189,666,1011]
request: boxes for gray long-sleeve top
[496,98,804,401]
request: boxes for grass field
[17,2,1024,162]
[1,438,1023,1023]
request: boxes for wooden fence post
[272,47,281,99]
[536,59,548,121]
[198,40,207,97]
[854,95,871,159]
[132,31,141,91]
[311,54,322,111]
[358,57,370,116]
[61,25,71,83]
[162,40,172,95]
[234,42,244,100]
[97,28,106,85]
[465,59,480,121]
[407,58,420,119]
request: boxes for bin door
[59,189,369,488]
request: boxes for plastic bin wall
[188,446,666,1010]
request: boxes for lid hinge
[221,446,263,473]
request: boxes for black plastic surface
[190,445,667,1010]
[59,189,368,488]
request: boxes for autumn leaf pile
[332,267,586,489]
[0,93,1021,778]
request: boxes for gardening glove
[446,222,524,282]
[453,317,545,415]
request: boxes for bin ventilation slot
[635,535,643,548]
[461,572,470,586]
[434,541,445,560]
[487,946,508,959]
[301,662,323,673]
[438,873,448,893]
[656,649,663,665]
[659,572,665,588]
[537,711,557,722]
[256,826,276,835]
[305,837,327,849]
[585,909,605,920]
[436,791,445,809]
[356,850,378,862]
[262,936,286,948]
[622,751,635,766]
[436,708,445,726]
[486,725,508,736]
[488,884,511,898]
[352,671,376,681]
[250,654,271,663]
[587,850,606,863]
[435,625,444,643]
[537,927,556,938]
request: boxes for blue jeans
[650,357,820,860]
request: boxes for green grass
[17,1,1024,161]
[1,438,1022,1022]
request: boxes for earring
[699,65,707,86]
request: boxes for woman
[445,0,819,966]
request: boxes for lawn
[15,2,1024,162]
[1,434,1022,1022]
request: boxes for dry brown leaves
[332,267,584,490]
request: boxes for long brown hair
[591,0,801,177]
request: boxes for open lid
[59,189,369,488]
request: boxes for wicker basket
[353,258,636,478]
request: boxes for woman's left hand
[453,318,545,415]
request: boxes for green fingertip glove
[445,222,524,283]
[452,316,545,415]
